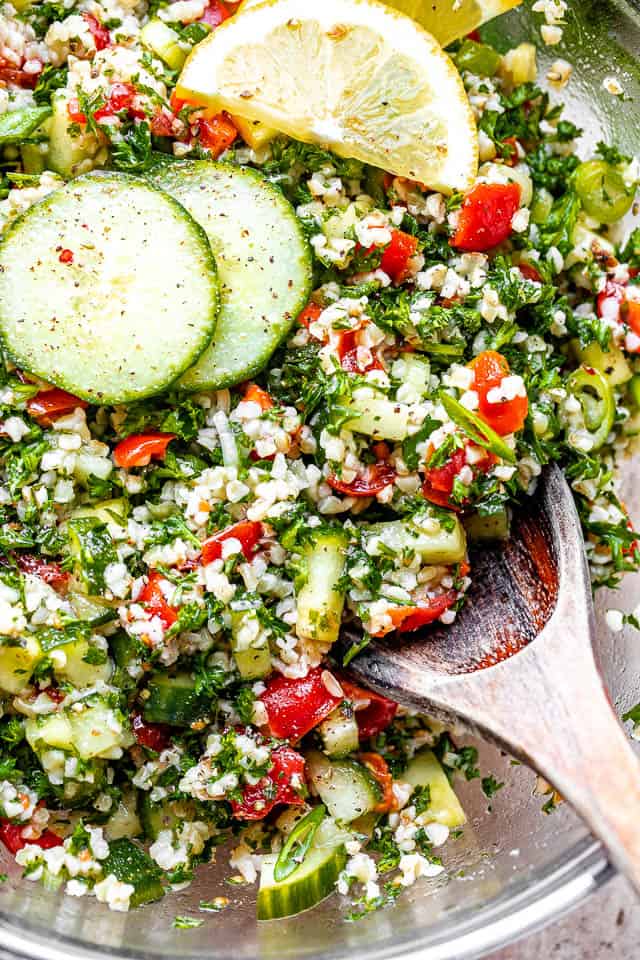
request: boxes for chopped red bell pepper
[199,0,230,27]
[261,667,343,741]
[380,229,420,284]
[624,299,640,337]
[196,113,237,157]
[383,589,459,635]
[327,461,396,498]
[597,279,626,322]
[0,820,63,855]
[242,383,274,410]
[201,520,264,565]
[422,446,467,509]
[339,679,397,738]
[83,12,110,50]
[131,712,171,752]
[113,432,176,468]
[297,302,323,329]
[137,571,178,629]
[470,349,528,436]
[336,329,385,374]
[26,388,88,425]
[452,182,521,252]
[230,745,306,820]
[16,555,69,592]
[0,59,40,88]
[518,263,543,283]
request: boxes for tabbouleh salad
[0,0,638,924]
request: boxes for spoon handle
[440,627,640,895]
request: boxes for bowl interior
[2,3,640,959]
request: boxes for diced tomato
[339,679,397,739]
[298,302,323,329]
[358,752,395,813]
[131,712,171,752]
[137,571,178,629]
[83,12,110,50]
[623,299,640,337]
[336,329,385,374]
[597,279,626,323]
[422,446,467,508]
[231,745,306,820]
[452,182,521,252]
[113,432,176,468]
[0,60,41,88]
[150,110,175,137]
[327,461,396,498]
[261,667,343,741]
[381,589,459,635]
[470,349,528,436]
[0,820,62,855]
[243,383,274,410]
[501,136,519,166]
[200,0,230,27]
[201,520,264,565]
[27,388,88,425]
[518,263,543,283]
[16,555,69,592]
[196,112,237,157]
[380,229,419,284]
[95,82,145,121]
[67,99,87,124]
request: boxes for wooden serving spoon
[342,463,640,893]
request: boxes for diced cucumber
[105,790,143,841]
[66,517,117,595]
[306,750,381,823]
[464,509,510,542]
[68,591,119,628]
[149,161,312,390]
[101,838,165,908]
[109,629,145,689]
[402,748,466,828]
[295,530,348,649]
[0,636,42,694]
[143,672,210,726]
[52,634,113,688]
[258,817,347,920]
[572,339,633,387]
[140,18,188,70]
[138,795,197,841]
[20,141,48,175]
[345,393,410,441]
[230,609,272,679]
[73,451,113,486]
[0,171,219,404]
[566,216,616,269]
[392,354,430,400]
[363,514,466,565]
[47,92,101,179]
[72,498,129,527]
[318,703,359,759]
[26,701,133,759]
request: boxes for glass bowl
[2,2,640,957]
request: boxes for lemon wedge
[176,0,478,193]
[239,0,521,50]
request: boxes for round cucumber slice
[0,171,219,404]
[149,161,312,391]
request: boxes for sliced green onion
[440,393,516,463]
[574,160,634,225]
[566,366,615,452]
[273,804,326,883]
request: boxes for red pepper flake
[58,249,74,264]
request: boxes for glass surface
[2,3,640,958]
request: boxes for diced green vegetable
[295,530,348,648]
[318,703,360,759]
[143,672,210,726]
[0,106,51,144]
[100,838,165,907]
[572,339,632,387]
[345,393,410,441]
[140,18,187,70]
[575,160,634,224]
[464,509,510,542]
[306,750,381,823]
[453,40,501,76]
[440,392,516,462]
[402,748,466,828]
[0,637,42,694]
[363,514,466,565]
[230,609,272,679]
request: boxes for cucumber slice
[101,838,165,907]
[306,750,381,823]
[143,671,210,726]
[295,530,348,649]
[149,161,312,390]
[140,18,188,70]
[402,748,466,828]
[258,817,347,920]
[345,393,410,441]
[318,704,360,759]
[0,171,219,404]
[363,514,466,565]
